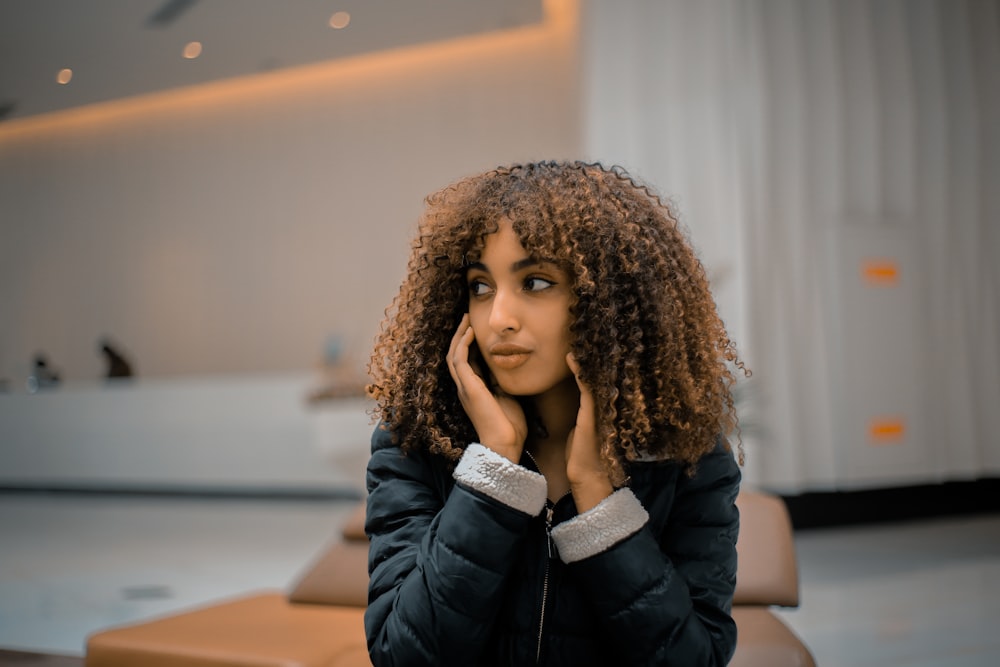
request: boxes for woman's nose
[488,288,520,333]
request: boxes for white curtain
[582,0,1000,492]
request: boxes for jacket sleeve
[550,439,741,666]
[364,427,548,667]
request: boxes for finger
[564,355,605,484]
[448,315,472,383]
[566,353,596,430]
[450,323,489,401]
[471,354,497,392]
[566,352,583,384]
[448,314,470,367]
[566,353,593,400]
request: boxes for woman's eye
[524,277,555,292]
[468,280,491,296]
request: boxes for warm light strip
[0,0,573,140]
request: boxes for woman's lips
[489,344,531,370]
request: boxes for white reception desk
[0,373,374,496]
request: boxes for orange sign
[869,417,905,445]
[862,259,900,286]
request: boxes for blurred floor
[777,513,1000,667]
[0,493,354,658]
[0,493,997,665]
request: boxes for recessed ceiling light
[56,68,73,84]
[329,11,350,29]
[183,41,203,59]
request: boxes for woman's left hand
[565,354,614,512]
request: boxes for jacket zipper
[523,450,568,664]
[535,491,571,664]
[536,503,554,663]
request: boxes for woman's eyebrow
[466,257,554,274]
[511,257,542,272]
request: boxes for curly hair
[368,161,746,481]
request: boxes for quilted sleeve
[559,439,741,666]
[363,427,546,667]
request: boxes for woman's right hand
[447,314,527,462]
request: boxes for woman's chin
[489,373,536,397]
[491,372,573,400]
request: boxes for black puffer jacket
[364,424,740,666]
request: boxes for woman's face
[465,221,574,397]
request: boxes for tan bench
[730,491,816,667]
[86,491,813,666]
[85,505,371,667]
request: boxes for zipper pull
[545,505,557,560]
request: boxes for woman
[365,161,746,666]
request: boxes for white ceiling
[0,0,543,121]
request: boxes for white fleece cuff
[453,444,547,517]
[550,487,648,563]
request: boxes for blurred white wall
[0,0,580,382]
[1,0,997,493]
[583,0,999,492]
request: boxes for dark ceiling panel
[0,0,544,121]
